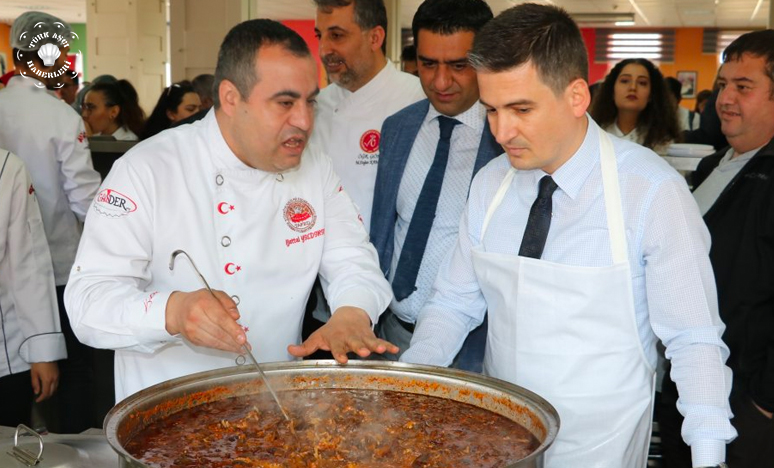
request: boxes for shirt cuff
[691,439,726,467]
[330,288,385,327]
[19,333,67,363]
[134,291,176,342]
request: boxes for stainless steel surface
[167,249,291,421]
[0,428,119,468]
[105,360,560,468]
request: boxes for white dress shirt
[605,121,671,156]
[389,103,485,322]
[0,76,101,285]
[106,126,138,141]
[403,117,736,463]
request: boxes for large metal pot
[105,360,559,467]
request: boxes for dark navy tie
[518,175,558,259]
[392,116,461,301]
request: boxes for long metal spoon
[168,249,291,421]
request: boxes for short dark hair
[192,73,215,101]
[589,58,681,150]
[723,29,774,96]
[401,44,416,62]
[665,76,682,103]
[469,3,588,96]
[411,0,493,48]
[213,19,310,109]
[313,0,388,54]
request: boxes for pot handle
[8,424,43,466]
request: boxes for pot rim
[104,359,560,467]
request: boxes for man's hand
[165,289,246,353]
[30,362,59,402]
[288,306,399,364]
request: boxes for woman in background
[590,58,681,155]
[141,81,201,140]
[82,80,145,141]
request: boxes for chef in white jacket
[312,0,424,229]
[0,150,67,426]
[65,19,396,402]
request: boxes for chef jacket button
[231,295,240,306]
[215,174,224,186]
[221,236,231,247]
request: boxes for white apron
[472,129,655,468]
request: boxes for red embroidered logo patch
[94,189,137,218]
[283,198,317,233]
[359,129,380,154]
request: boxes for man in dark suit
[659,29,774,468]
[369,0,497,372]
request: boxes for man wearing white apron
[402,5,736,468]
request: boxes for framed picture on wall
[677,71,697,99]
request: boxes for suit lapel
[472,118,501,179]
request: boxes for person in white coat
[0,150,67,427]
[0,11,102,433]
[65,19,396,402]
[312,0,425,230]
[401,5,736,468]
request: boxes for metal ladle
[168,249,291,421]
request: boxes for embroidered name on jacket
[94,189,138,218]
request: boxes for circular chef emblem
[283,198,317,233]
[359,129,380,154]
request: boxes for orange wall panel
[659,28,719,110]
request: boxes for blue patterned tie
[392,116,461,301]
[518,175,558,259]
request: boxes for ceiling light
[571,13,636,24]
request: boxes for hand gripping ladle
[168,249,291,421]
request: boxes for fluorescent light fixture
[608,46,662,53]
[610,33,662,40]
[608,53,661,59]
[609,40,660,46]
[571,12,636,24]
[615,21,636,26]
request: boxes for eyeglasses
[166,83,181,96]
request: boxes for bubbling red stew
[125,388,539,468]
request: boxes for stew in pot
[125,388,539,467]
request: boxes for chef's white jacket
[65,111,392,401]
[0,151,67,378]
[312,61,424,230]
[0,76,101,285]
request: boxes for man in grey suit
[369,0,498,372]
